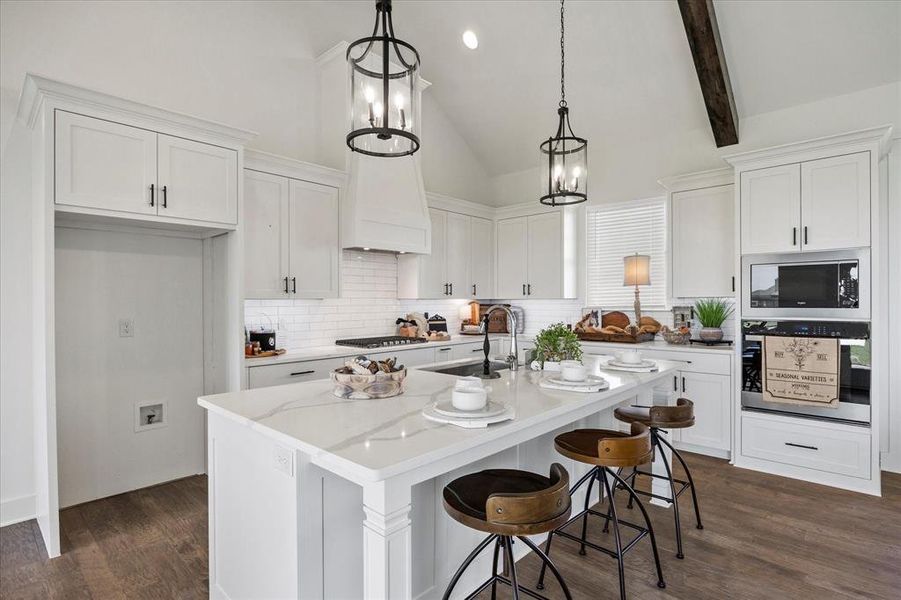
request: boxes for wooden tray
[576,332,655,344]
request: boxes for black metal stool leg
[504,536,521,600]
[602,467,621,533]
[658,434,704,529]
[535,530,553,590]
[578,467,598,555]
[600,469,627,600]
[490,536,502,600]
[609,469,666,589]
[538,464,596,589]
[519,536,573,600]
[655,430,685,559]
[626,466,636,510]
[442,533,497,600]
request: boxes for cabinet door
[496,217,528,298]
[244,170,290,298]
[470,217,495,298]
[417,209,448,298]
[800,152,870,251]
[158,135,237,224]
[55,111,157,215]
[445,212,471,298]
[526,212,563,298]
[678,372,731,452]
[288,179,339,298]
[740,164,801,254]
[671,185,734,298]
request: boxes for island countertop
[199,359,679,484]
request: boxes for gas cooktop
[334,336,428,349]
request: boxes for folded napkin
[539,378,609,393]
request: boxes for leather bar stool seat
[441,463,574,599]
[612,397,704,560]
[555,428,655,468]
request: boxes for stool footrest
[624,469,691,501]
[552,506,650,559]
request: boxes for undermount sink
[422,360,511,378]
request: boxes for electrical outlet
[118,318,134,337]
[273,445,294,476]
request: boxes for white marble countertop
[243,335,523,367]
[199,359,678,484]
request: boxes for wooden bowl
[330,368,407,399]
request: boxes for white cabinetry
[663,170,735,298]
[676,371,732,453]
[243,154,341,299]
[398,207,495,299]
[739,152,870,254]
[496,210,576,299]
[55,111,238,225]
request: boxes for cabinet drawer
[247,357,343,389]
[741,414,870,479]
[368,347,437,368]
[451,341,500,361]
[580,344,731,375]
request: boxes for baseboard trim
[0,494,36,527]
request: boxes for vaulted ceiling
[296,0,900,178]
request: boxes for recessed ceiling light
[462,30,478,50]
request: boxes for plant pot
[699,327,724,342]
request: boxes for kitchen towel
[762,336,840,407]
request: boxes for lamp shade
[623,254,651,286]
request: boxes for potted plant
[694,298,734,342]
[533,323,583,369]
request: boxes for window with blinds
[586,199,668,309]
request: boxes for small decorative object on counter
[694,298,734,342]
[331,356,407,399]
[534,322,582,368]
[660,325,691,345]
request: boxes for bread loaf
[601,311,631,330]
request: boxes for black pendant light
[539,0,587,206]
[346,0,421,158]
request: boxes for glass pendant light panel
[539,117,587,206]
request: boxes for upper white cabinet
[244,166,340,299]
[740,164,801,254]
[397,207,494,299]
[738,152,870,255]
[55,111,238,225]
[55,111,157,216]
[800,153,870,251]
[669,180,735,298]
[496,210,577,299]
[157,135,237,224]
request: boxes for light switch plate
[274,444,294,477]
[118,318,134,337]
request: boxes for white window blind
[586,199,667,309]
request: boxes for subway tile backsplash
[244,250,733,352]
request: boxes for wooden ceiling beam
[677,0,739,147]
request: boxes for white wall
[54,228,206,507]
[882,137,901,474]
[491,82,901,207]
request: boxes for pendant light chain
[559,0,566,108]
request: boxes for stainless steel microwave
[741,249,870,319]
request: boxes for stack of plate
[539,374,609,393]
[600,357,658,372]
[422,396,514,429]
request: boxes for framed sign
[762,336,840,407]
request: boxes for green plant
[694,298,734,328]
[534,322,583,364]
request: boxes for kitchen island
[199,358,679,600]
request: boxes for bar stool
[537,423,665,600]
[612,398,703,560]
[442,463,574,600]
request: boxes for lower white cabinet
[247,357,345,389]
[244,168,339,299]
[674,371,732,453]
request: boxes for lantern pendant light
[346,0,421,158]
[539,0,587,206]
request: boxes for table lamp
[623,253,651,323]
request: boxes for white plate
[433,398,508,418]
[606,359,657,369]
[544,374,608,387]
[422,404,514,428]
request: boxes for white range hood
[317,42,432,254]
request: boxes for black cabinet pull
[785,442,818,451]
[792,226,797,246]
[472,284,477,296]
[444,283,449,296]
[682,376,686,393]
[149,184,155,207]
[804,226,808,245]
[284,277,289,294]
[731,276,735,293]
[162,185,168,208]
[472,348,483,352]
[527,283,532,295]
[290,370,315,376]
[449,283,453,296]
[522,284,526,296]
[438,347,451,352]
[673,376,678,392]
[291,277,296,294]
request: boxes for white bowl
[614,350,642,365]
[452,388,488,411]
[560,360,587,382]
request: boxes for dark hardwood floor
[1,455,899,599]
